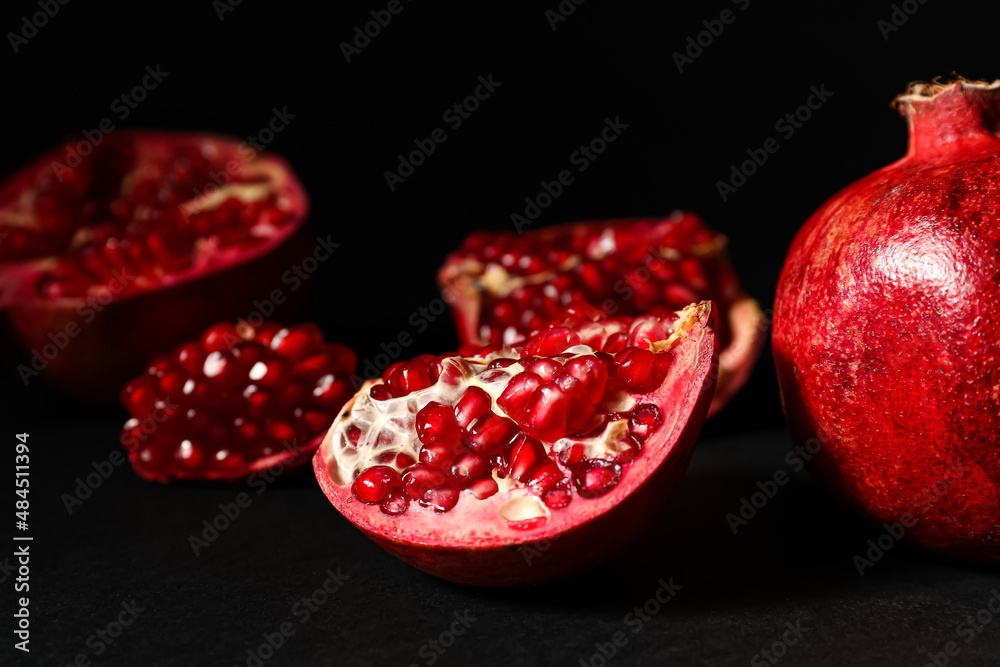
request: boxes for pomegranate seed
[506,434,545,483]
[453,386,492,429]
[552,373,596,432]
[521,327,581,357]
[613,435,641,465]
[497,372,543,420]
[564,355,608,403]
[556,442,585,466]
[352,466,400,504]
[527,460,564,495]
[450,452,488,485]
[201,323,239,352]
[524,358,562,382]
[175,439,204,468]
[523,383,568,441]
[248,357,293,387]
[418,442,458,470]
[121,376,158,416]
[542,479,573,509]
[175,342,206,375]
[415,402,463,445]
[380,486,409,516]
[614,347,655,390]
[572,460,622,498]
[370,383,395,401]
[388,360,433,395]
[469,477,499,500]
[420,484,461,513]
[467,413,518,457]
[628,404,663,442]
[602,332,628,354]
[270,324,323,359]
[403,464,446,499]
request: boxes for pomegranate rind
[0,132,310,401]
[774,78,1000,562]
[313,302,718,586]
[438,215,763,416]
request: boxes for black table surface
[7,418,1000,667]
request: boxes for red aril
[120,321,356,482]
[774,78,1000,561]
[314,301,718,585]
[438,214,764,416]
[0,131,310,402]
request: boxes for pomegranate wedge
[439,214,764,416]
[0,131,310,401]
[314,301,718,586]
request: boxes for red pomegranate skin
[773,80,1000,561]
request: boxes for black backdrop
[3,2,1000,666]
[8,0,995,431]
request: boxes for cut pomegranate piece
[314,301,718,586]
[0,131,310,402]
[438,214,765,415]
[120,321,356,482]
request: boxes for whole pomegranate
[773,78,1000,561]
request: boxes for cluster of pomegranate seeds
[335,305,688,523]
[120,321,356,482]
[444,214,739,345]
[0,133,297,298]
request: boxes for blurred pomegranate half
[439,214,764,416]
[774,78,1000,561]
[0,131,310,402]
[315,301,718,585]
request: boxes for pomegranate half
[314,301,718,585]
[439,214,764,416]
[0,131,310,401]
[774,78,1000,561]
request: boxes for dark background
[3,1,1000,666]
